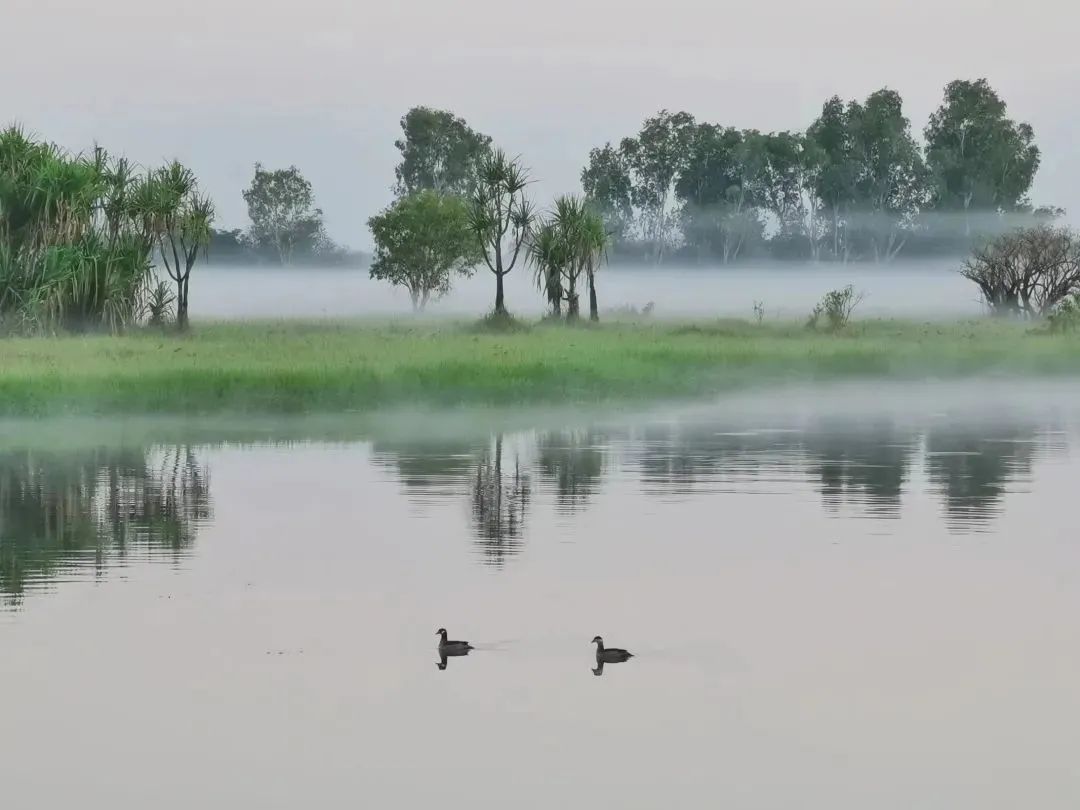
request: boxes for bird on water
[436,628,474,656]
[592,635,633,663]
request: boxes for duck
[592,635,633,663]
[437,628,474,656]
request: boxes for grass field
[0,317,1077,415]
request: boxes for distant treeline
[581,79,1056,264]
[205,227,367,268]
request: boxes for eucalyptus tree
[580,143,634,246]
[468,149,535,315]
[241,163,323,265]
[620,110,696,263]
[394,107,492,197]
[925,79,1040,227]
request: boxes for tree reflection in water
[0,446,210,606]
[471,435,531,566]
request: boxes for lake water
[190,260,983,320]
[3,380,1080,808]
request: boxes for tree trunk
[494,271,506,314]
[588,272,599,322]
[176,276,189,331]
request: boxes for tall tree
[806,96,858,261]
[676,125,766,263]
[468,149,535,315]
[242,164,324,265]
[846,88,927,261]
[620,110,696,263]
[368,190,479,311]
[394,107,492,197]
[924,79,1040,223]
[580,143,634,244]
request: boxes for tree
[140,161,214,331]
[580,144,634,244]
[806,97,858,261]
[367,190,478,311]
[468,149,535,315]
[961,226,1080,317]
[620,110,696,263]
[845,89,927,262]
[394,107,492,197]
[925,79,1040,225]
[676,126,767,263]
[529,197,609,321]
[242,164,324,265]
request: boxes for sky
[6,0,1079,249]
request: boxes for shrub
[807,285,863,331]
[1047,294,1080,334]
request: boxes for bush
[807,285,863,332]
[472,309,531,333]
[1047,294,1080,334]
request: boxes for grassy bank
[0,318,1077,415]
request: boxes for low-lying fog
[189,259,981,320]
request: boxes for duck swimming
[437,628,474,656]
[592,635,633,663]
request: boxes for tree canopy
[368,190,478,311]
[394,107,492,197]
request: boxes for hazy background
[6,0,1078,249]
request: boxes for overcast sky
[6,0,1078,248]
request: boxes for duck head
[591,635,603,645]
[436,628,448,639]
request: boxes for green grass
[0,317,1077,415]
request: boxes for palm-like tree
[468,149,535,315]
[530,196,609,321]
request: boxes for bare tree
[961,226,1080,317]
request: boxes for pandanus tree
[529,196,609,321]
[468,149,535,315]
[136,162,213,331]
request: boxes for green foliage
[368,190,478,311]
[0,126,179,334]
[925,79,1040,214]
[1047,294,1080,334]
[241,164,324,265]
[144,280,175,327]
[394,107,492,197]
[580,79,1051,264]
[468,149,535,314]
[527,196,608,320]
[807,285,863,331]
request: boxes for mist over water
[2,381,1080,808]
[190,260,981,320]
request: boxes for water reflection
[926,423,1040,531]
[1,406,1069,607]
[536,431,605,513]
[0,446,210,605]
[801,421,915,517]
[368,415,1066,559]
[471,435,531,566]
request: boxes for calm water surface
[2,381,1080,808]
